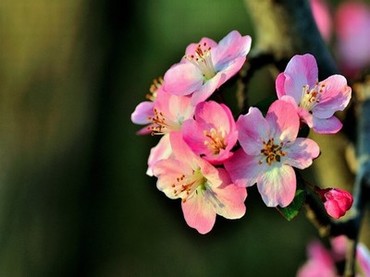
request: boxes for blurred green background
[0,1,324,276]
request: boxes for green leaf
[277,189,306,221]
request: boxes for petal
[212,169,247,219]
[212,31,252,67]
[284,138,320,169]
[313,75,352,118]
[224,149,262,187]
[282,54,318,100]
[257,165,296,207]
[181,194,216,234]
[147,135,172,176]
[237,107,269,155]
[275,73,289,99]
[266,100,300,142]
[190,73,224,105]
[163,62,203,95]
[131,101,153,125]
[216,56,247,86]
[312,116,343,134]
[153,158,189,199]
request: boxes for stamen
[259,138,286,166]
[148,108,169,135]
[146,76,163,101]
[203,128,227,155]
[300,81,324,111]
[185,42,216,80]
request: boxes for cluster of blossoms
[131,30,353,234]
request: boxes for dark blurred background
[0,1,325,276]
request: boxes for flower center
[185,42,216,80]
[259,138,286,166]
[146,76,163,101]
[171,169,206,202]
[203,128,227,155]
[300,82,325,111]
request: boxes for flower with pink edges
[276,53,352,134]
[316,187,353,219]
[152,132,247,234]
[132,85,196,176]
[182,101,238,164]
[224,100,320,207]
[163,30,252,105]
[131,77,163,135]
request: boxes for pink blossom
[297,240,337,277]
[310,0,332,42]
[182,101,238,164]
[224,100,320,207]
[134,86,195,175]
[276,53,352,134]
[335,2,370,77]
[152,132,247,234]
[131,77,163,135]
[163,30,252,104]
[317,187,353,219]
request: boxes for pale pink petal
[211,168,247,219]
[215,56,246,86]
[282,54,318,99]
[237,107,269,155]
[212,31,251,67]
[153,158,189,199]
[276,73,289,99]
[146,135,172,176]
[163,62,203,95]
[190,73,224,105]
[131,101,153,125]
[224,149,262,187]
[313,75,351,118]
[266,100,299,142]
[298,107,314,128]
[257,165,296,207]
[284,138,320,169]
[181,194,216,234]
[312,116,342,134]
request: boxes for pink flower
[163,30,252,104]
[297,240,338,277]
[317,187,353,219]
[335,2,370,77]
[310,0,332,42]
[276,53,352,134]
[152,132,247,234]
[182,101,238,164]
[131,77,163,135]
[224,100,320,207]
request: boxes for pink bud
[317,188,353,219]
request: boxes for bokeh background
[0,0,359,276]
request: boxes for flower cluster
[131,30,353,234]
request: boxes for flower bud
[317,188,353,219]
